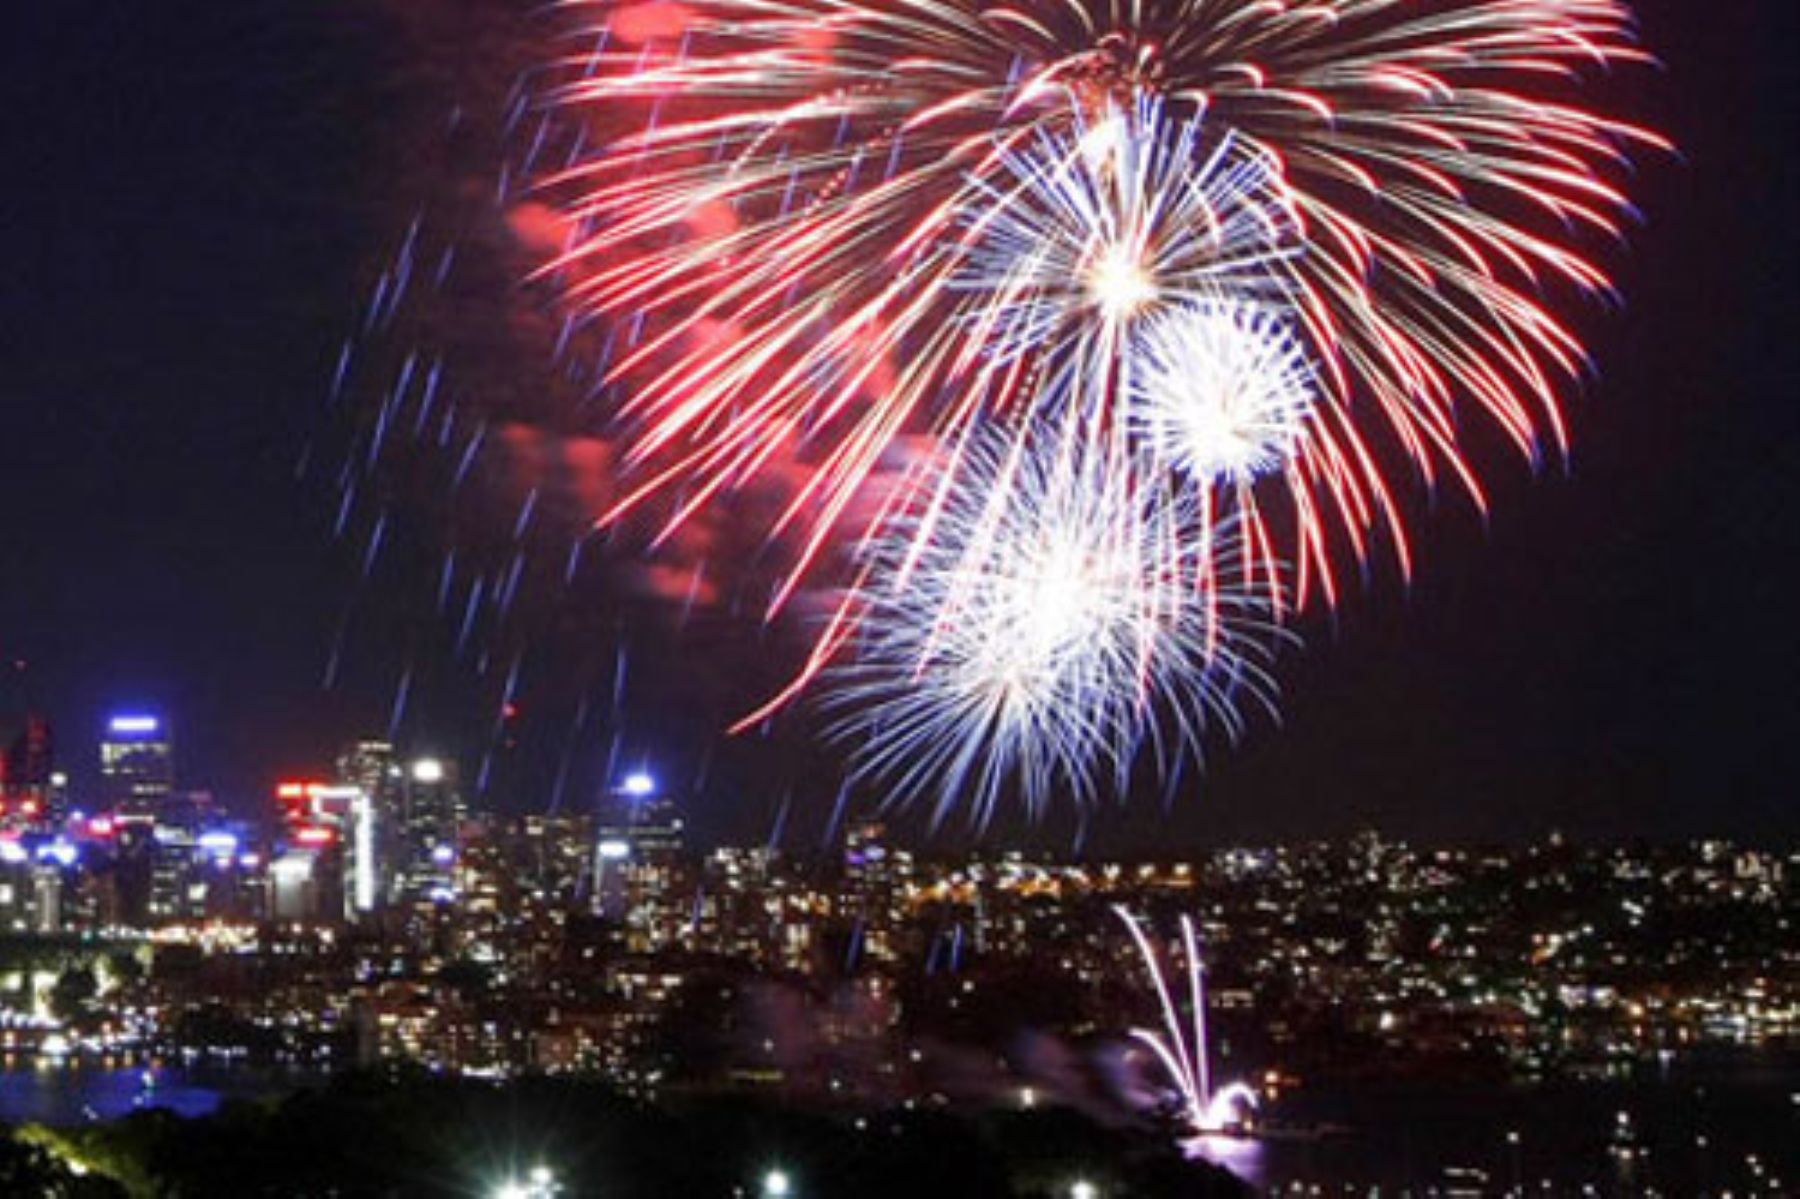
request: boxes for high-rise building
[515,813,596,908]
[841,821,911,964]
[592,771,687,945]
[146,791,212,923]
[268,851,322,923]
[389,757,466,907]
[596,771,685,861]
[275,780,377,923]
[335,739,404,918]
[99,714,174,814]
[0,714,54,826]
[336,739,399,803]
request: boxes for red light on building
[276,782,306,801]
[293,825,334,846]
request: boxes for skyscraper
[99,714,174,815]
[389,757,465,907]
[336,739,399,804]
[593,771,686,945]
[336,739,401,918]
[146,790,213,923]
[0,714,54,826]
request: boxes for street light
[762,1167,793,1197]
[1070,1181,1099,1199]
[491,1165,559,1199]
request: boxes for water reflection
[0,1062,311,1125]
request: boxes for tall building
[336,739,399,804]
[335,739,402,918]
[592,771,687,946]
[99,714,174,814]
[275,780,376,923]
[0,712,52,799]
[596,771,685,861]
[389,757,466,908]
[146,791,212,923]
[841,821,911,964]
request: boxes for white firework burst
[951,98,1299,412]
[1127,300,1315,486]
[824,426,1283,827]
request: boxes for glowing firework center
[827,431,1279,824]
[1128,300,1315,485]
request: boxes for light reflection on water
[1183,1132,1268,1185]
[0,1062,315,1126]
[1178,1051,1800,1193]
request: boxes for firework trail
[1114,906,1257,1136]
[313,2,747,810]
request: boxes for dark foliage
[7,1071,1251,1197]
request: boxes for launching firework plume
[546,0,1663,612]
[1115,906,1258,1137]
[824,428,1281,826]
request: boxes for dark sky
[2,0,1795,849]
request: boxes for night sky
[3,0,1795,849]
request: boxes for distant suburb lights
[524,0,1662,822]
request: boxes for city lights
[6,0,1779,1185]
[106,716,160,735]
[490,1165,559,1199]
[0,712,1785,1194]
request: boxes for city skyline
[3,2,1795,1194]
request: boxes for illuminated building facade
[99,713,174,814]
[0,714,54,826]
[146,791,212,922]
[592,772,687,946]
[841,821,912,964]
[389,757,465,908]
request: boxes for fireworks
[549,0,1661,595]
[1126,299,1315,486]
[516,0,1663,817]
[949,101,1297,412]
[824,428,1279,825]
[1115,906,1258,1136]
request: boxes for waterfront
[1201,1051,1800,1193]
[0,1060,321,1126]
[1,1053,1794,1194]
